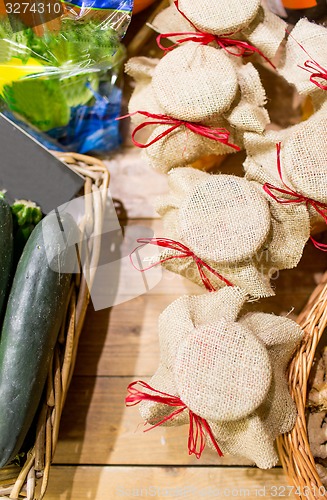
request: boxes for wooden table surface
[44,148,327,499]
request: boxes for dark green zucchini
[0,196,13,320]
[0,211,80,467]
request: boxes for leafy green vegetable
[2,78,71,130]
[11,200,42,228]
[0,17,33,64]
[0,17,121,69]
[11,199,43,267]
[60,73,99,108]
[56,20,120,66]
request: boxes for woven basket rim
[277,270,327,499]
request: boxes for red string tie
[156,0,276,69]
[117,111,240,151]
[298,59,327,91]
[130,237,234,292]
[126,380,223,459]
[263,142,327,251]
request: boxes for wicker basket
[0,153,109,500]
[277,271,327,500]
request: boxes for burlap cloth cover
[243,4,287,61]
[178,0,260,34]
[279,19,327,99]
[151,44,239,121]
[155,167,305,297]
[152,2,286,60]
[243,100,327,232]
[139,288,302,468]
[226,62,270,133]
[151,2,194,41]
[125,57,164,126]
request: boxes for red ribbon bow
[126,380,223,459]
[130,237,234,292]
[263,143,327,251]
[299,59,327,91]
[156,0,275,69]
[287,29,327,91]
[118,111,240,151]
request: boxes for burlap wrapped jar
[155,167,308,297]
[125,53,238,170]
[279,19,327,101]
[126,44,270,173]
[152,0,286,61]
[138,288,302,468]
[243,100,327,235]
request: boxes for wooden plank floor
[44,148,327,499]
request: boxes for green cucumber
[0,197,13,320]
[0,211,80,467]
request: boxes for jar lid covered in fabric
[175,320,272,421]
[178,0,261,35]
[152,43,239,121]
[178,173,271,263]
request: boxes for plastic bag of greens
[0,0,132,152]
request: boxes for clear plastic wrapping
[0,0,132,152]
